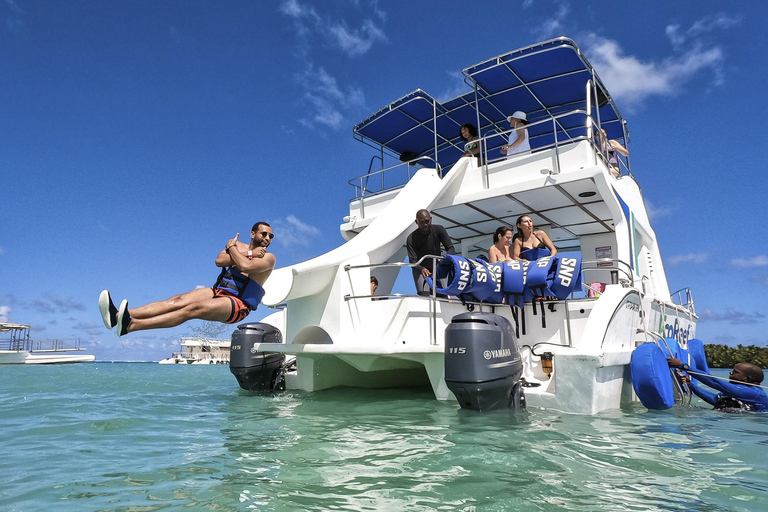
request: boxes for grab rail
[642,329,693,406]
[581,258,634,285]
[350,103,630,204]
[348,156,442,200]
[669,288,696,316]
[0,337,85,352]
[344,254,441,345]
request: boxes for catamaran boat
[0,322,95,364]
[232,37,698,414]
[158,337,231,364]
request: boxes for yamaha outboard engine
[445,311,525,411]
[229,323,286,391]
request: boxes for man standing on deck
[406,209,455,296]
[668,357,768,412]
[99,223,276,336]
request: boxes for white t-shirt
[506,128,530,157]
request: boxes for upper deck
[337,37,675,303]
[351,37,629,181]
[344,38,636,250]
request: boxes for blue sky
[1,0,767,361]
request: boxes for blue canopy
[353,37,626,171]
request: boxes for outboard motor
[229,323,286,391]
[445,312,525,411]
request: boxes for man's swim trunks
[212,289,252,324]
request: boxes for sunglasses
[259,231,275,240]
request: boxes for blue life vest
[519,247,550,262]
[433,255,475,296]
[501,259,530,307]
[214,267,265,310]
[484,262,505,304]
[526,256,554,298]
[548,253,583,299]
[464,259,498,302]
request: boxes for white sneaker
[117,299,131,337]
[99,290,118,329]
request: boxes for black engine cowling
[444,312,525,411]
[229,322,285,391]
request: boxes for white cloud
[296,65,365,131]
[531,0,569,40]
[72,322,104,336]
[280,0,320,23]
[732,255,768,268]
[668,252,708,266]
[5,0,23,14]
[0,305,10,322]
[328,19,387,57]
[667,13,742,49]
[271,215,321,249]
[279,0,387,58]
[583,34,724,111]
[645,199,673,221]
[698,308,765,325]
[437,71,469,103]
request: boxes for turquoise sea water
[1,364,767,511]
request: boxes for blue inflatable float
[630,342,676,410]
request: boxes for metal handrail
[477,109,591,169]
[581,258,634,285]
[669,287,696,315]
[344,254,442,345]
[641,329,692,405]
[348,156,443,200]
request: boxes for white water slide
[262,159,471,308]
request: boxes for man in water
[99,222,276,336]
[406,209,455,296]
[668,357,768,412]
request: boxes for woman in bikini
[488,226,513,263]
[511,215,558,261]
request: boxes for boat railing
[348,156,442,202]
[670,288,696,316]
[0,337,86,353]
[581,258,635,287]
[350,107,630,207]
[343,255,636,347]
[476,109,590,173]
[344,255,478,347]
[476,110,631,184]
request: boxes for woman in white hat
[500,111,530,158]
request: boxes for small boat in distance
[158,337,230,364]
[0,322,95,364]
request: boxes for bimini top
[353,37,626,170]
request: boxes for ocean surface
[1,364,767,512]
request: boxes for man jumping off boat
[668,357,768,412]
[99,222,276,336]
